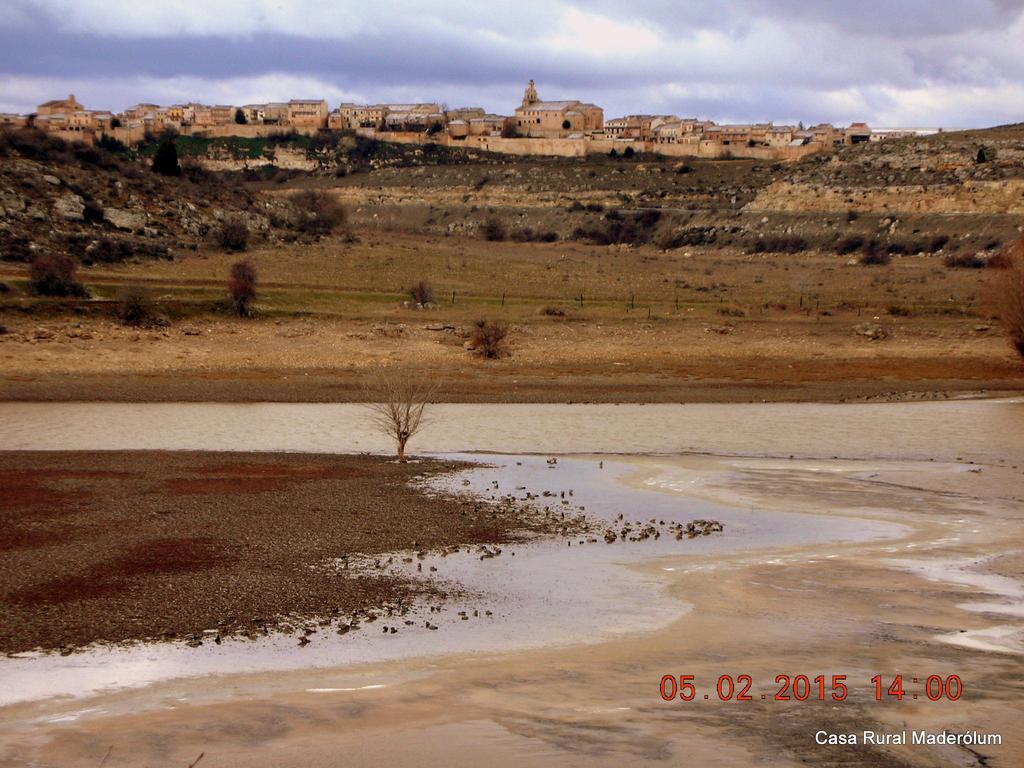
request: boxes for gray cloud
[1,0,1023,127]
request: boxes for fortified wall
[356,129,823,162]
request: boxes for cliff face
[747,179,1024,215]
[748,124,1024,215]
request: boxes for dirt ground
[1,230,1020,403]
[0,451,585,654]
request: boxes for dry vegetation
[1,124,1022,402]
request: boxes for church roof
[519,100,577,111]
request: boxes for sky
[2,0,1023,128]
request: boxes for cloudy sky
[2,0,1023,127]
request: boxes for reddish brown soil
[0,451,555,654]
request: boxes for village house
[210,106,235,125]
[288,99,328,128]
[513,80,603,138]
[808,124,840,146]
[604,115,674,141]
[845,122,872,144]
[263,103,290,125]
[469,114,509,136]
[766,125,797,146]
[445,107,486,122]
[338,103,388,129]
[240,104,266,124]
[383,103,444,131]
[0,113,29,128]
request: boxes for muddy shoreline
[1,369,1021,404]
[0,451,583,655]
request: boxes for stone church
[512,80,603,138]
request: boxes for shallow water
[0,399,1021,463]
[0,453,907,706]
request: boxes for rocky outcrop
[103,207,146,231]
[53,192,85,221]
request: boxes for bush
[541,306,565,316]
[82,199,104,223]
[291,190,347,235]
[987,249,1014,270]
[151,138,180,176]
[835,236,865,255]
[658,227,717,249]
[29,254,88,297]
[409,280,434,306]
[859,240,891,266]
[218,217,250,252]
[2,237,34,263]
[469,319,508,358]
[511,228,558,243]
[97,134,127,154]
[748,236,808,254]
[572,209,661,246]
[117,285,163,327]
[482,217,506,241]
[228,260,257,317]
[944,251,986,269]
[993,241,1024,358]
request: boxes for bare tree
[365,372,439,462]
[994,237,1024,359]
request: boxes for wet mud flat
[0,451,595,655]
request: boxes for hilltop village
[0,81,912,161]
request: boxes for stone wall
[356,129,822,162]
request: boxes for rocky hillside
[749,124,1024,215]
[0,128,312,266]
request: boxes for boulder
[53,192,85,221]
[104,207,146,231]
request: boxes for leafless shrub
[469,319,508,358]
[859,240,891,266]
[409,280,434,306]
[292,190,347,235]
[228,260,257,317]
[364,372,439,461]
[117,285,165,327]
[482,217,506,241]
[943,251,986,269]
[218,217,249,252]
[993,239,1024,358]
[28,254,88,297]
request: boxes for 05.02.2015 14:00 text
[659,674,964,703]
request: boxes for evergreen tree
[235,108,247,125]
[152,138,180,176]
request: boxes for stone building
[263,103,290,125]
[382,103,444,131]
[844,122,872,144]
[36,94,84,116]
[339,103,388,129]
[604,115,674,141]
[512,80,603,138]
[288,99,328,128]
